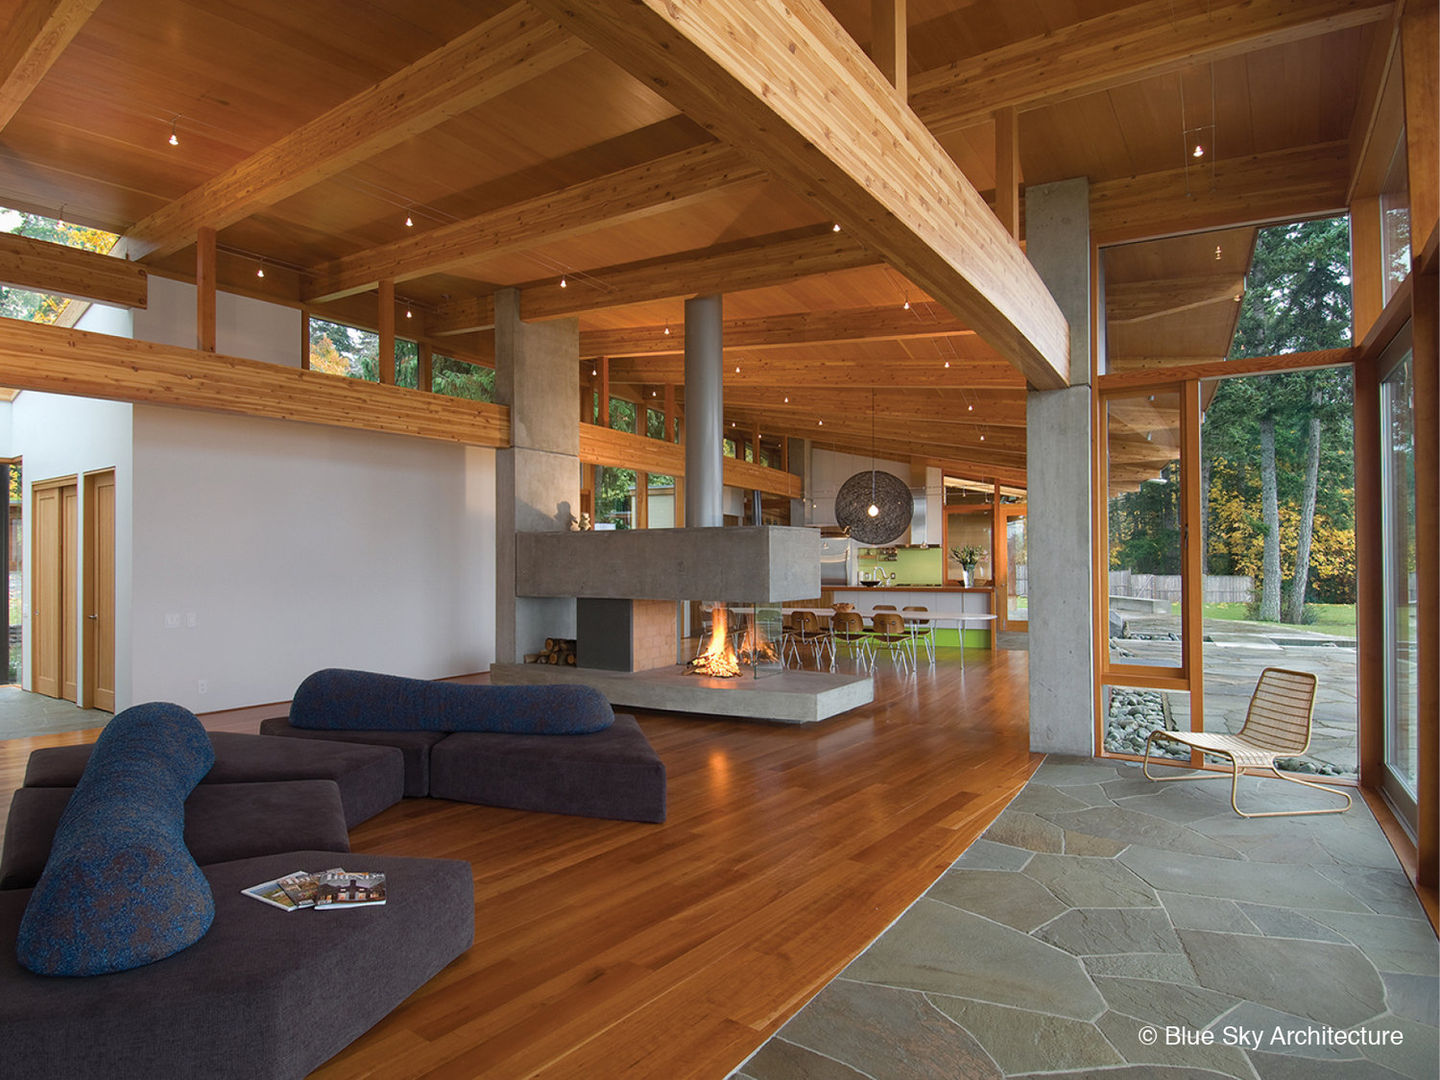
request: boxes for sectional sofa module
[259,668,668,824]
[0,703,474,1079]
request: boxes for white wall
[2,392,134,707]
[129,407,495,712]
[133,276,302,366]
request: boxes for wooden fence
[1110,570,1253,603]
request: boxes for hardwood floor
[0,650,1038,1079]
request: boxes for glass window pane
[1381,349,1418,798]
[595,466,637,529]
[1199,368,1357,779]
[1106,391,1183,669]
[432,355,494,401]
[1006,514,1027,624]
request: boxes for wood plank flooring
[0,650,1038,1079]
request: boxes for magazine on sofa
[241,868,386,911]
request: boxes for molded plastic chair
[783,610,832,669]
[1141,668,1350,817]
[830,611,873,669]
[902,605,936,665]
[868,611,914,672]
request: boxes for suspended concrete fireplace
[489,525,874,723]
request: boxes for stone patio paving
[731,756,1437,1080]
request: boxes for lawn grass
[1202,601,1356,638]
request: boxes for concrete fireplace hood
[514,526,819,602]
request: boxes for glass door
[1003,509,1027,628]
[1379,328,1418,834]
[2,460,18,685]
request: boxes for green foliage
[596,466,636,528]
[609,399,636,433]
[1230,217,1352,359]
[308,318,418,388]
[432,355,494,401]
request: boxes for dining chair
[783,609,833,669]
[868,611,913,672]
[829,610,873,669]
[901,605,936,665]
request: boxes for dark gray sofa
[0,724,473,1079]
[257,669,667,823]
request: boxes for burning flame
[689,604,742,678]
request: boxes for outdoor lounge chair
[1141,667,1351,818]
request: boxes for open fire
[686,603,782,678]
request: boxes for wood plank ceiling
[0,0,1388,476]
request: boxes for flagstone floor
[731,756,1438,1080]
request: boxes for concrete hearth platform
[490,663,873,724]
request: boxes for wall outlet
[164,613,181,629]
[197,679,209,695]
[185,612,198,628]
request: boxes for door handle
[87,614,98,620]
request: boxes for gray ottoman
[23,731,405,828]
[258,716,446,797]
[0,850,474,1079]
[429,714,666,822]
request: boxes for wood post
[871,0,907,99]
[598,355,610,427]
[1349,196,1384,341]
[664,383,677,442]
[378,279,395,385]
[196,226,216,353]
[299,310,310,370]
[1401,3,1438,253]
[995,106,1021,240]
[418,341,433,392]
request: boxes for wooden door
[31,477,78,701]
[84,470,116,711]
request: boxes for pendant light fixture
[867,388,880,518]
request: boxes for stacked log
[529,638,577,665]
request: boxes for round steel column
[684,293,724,528]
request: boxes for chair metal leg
[1142,732,1351,817]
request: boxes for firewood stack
[528,638,577,665]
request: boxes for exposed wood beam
[0,319,510,447]
[609,353,1024,389]
[910,0,1394,137]
[1402,1,1438,250]
[196,226,216,353]
[530,0,1069,390]
[1346,5,1403,201]
[304,143,761,302]
[1107,274,1245,323]
[871,0,907,99]
[715,387,1027,429]
[0,230,145,307]
[1098,347,1359,391]
[428,227,877,335]
[123,3,586,261]
[0,0,101,132]
[578,425,802,497]
[1090,142,1350,245]
[579,303,971,357]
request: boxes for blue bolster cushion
[16,702,216,976]
[290,669,615,735]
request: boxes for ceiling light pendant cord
[868,388,879,518]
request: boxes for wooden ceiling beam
[579,303,971,357]
[1106,274,1245,323]
[910,0,1394,137]
[529,0,1069,390]
[428,227,877,335]
[0,0,100,132]
[0,230,146,308]
[0,319,509,448]
[123,3,586,260]
[1090,141,1351,245]
[607,354,1024,389]
[304,142,762,302]
[714,389,1028,430]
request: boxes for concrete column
[684,293,724,528]
[494,287,580,663]
[1024,178,1096,756]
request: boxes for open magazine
[241,867,387,911]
